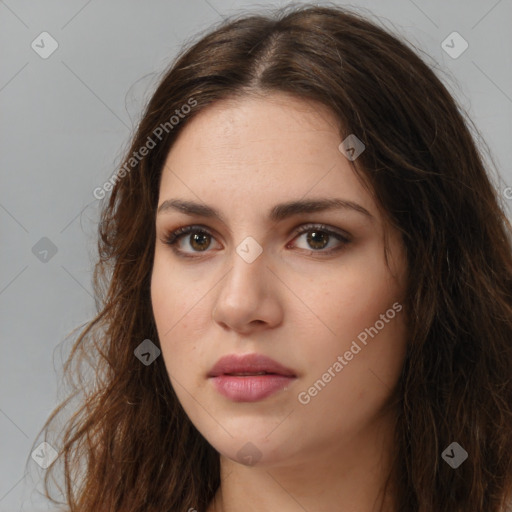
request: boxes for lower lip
[210,374,296,402]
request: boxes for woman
[33,4,512,511]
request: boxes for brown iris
[189,232,211,251]
[306,230,329,250]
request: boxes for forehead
[169,92,341,161]
[158,92,378,222]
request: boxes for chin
[196,418,299,468]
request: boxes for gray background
[1,0,511,510]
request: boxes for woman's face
[151,92,408,467]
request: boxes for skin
[151,92,409,512]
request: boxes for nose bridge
[211,217,287,331]
[222,235,267,302]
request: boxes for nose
[212,247,284,334]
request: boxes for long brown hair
[30,4,512,511]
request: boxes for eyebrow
[157,197,373,223]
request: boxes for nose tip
[211,261,284,333]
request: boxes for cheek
[151,272,174,339]
[150,258,206,377]
[151,252,193,331]
[295,250,406,383]
[305,266,401,342]
[151,257,184,355]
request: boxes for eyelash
[160,223,351,259]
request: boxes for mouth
[208,353,297,402]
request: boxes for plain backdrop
[1,0,511,510]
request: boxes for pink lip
[211,375,296,402]
[208,353,297,402]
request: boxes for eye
[160,225,219,257]
[160,223,351,258]
[289,223,351,254]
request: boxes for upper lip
[208,353,297,377]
